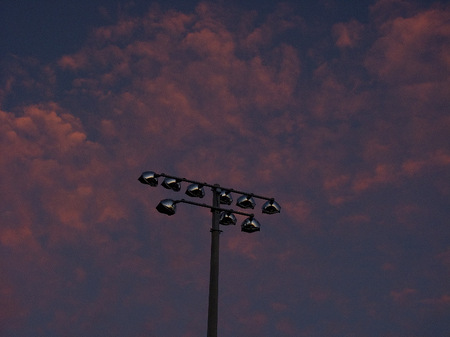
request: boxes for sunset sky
[1,0,449,336]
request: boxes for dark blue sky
[1,0,383,61]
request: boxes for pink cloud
[0,274,26,333]
[183,27,235,58]
[381,262,396,271]
[333,20,364,48]
[1,103,99,253]
[271,301,288,311]
[58,54,88,71]
[390,288,417,303]
[283,199,312,224]
[365,5,450,84]
[309,287,331,302]
[352,164,397,192]
[420,294,450,307]
[225,233,263,260]
[276,318,298,335]
[239,3,303,52]
[1,1,449,336]
[436,249,450,268]
[394,203,424,229]
[369,0,417,23]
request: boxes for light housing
[185,183,205,198]
[219,190,233,205]
[162,177,181,192]
[236,195,256,209]
[138,171,159,186]
[219,211,237,226]
[262,200,281,214]
[241,217,261,233]
[156,199,177,215]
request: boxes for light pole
[138,171,281,337]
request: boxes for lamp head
[156,199,177,215]
[219,190,233,205]
[236,195,256,209]
[185,183,205,198]
[219,211,237,226]
[262,199,281,214]
[241,217,261,233]
[162,177,181,192]
[138,171,159,186]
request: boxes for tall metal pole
[138,171,280,336]
[207,185,220,337]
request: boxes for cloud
[391,287,417,303]
[366,4,450,84]
[420,294,450,307]
[1,1,449,336]
[332,20,364,48]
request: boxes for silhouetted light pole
[138,171,281,337]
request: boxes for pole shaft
[207,186,220,337]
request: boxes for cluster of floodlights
[138,171,281,233]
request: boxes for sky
[0,0,449,336]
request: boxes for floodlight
[236,195,256,209]
[162,177,181,191]
[262,200,281,214]
[219,190,233,205]
[138,170,281,337]
[219,211,237,226]
[185,183,205,198]
[241,217,261,233]
[156,199,177,215]
[138,171,159,186]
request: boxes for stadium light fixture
[138,171,280,337]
